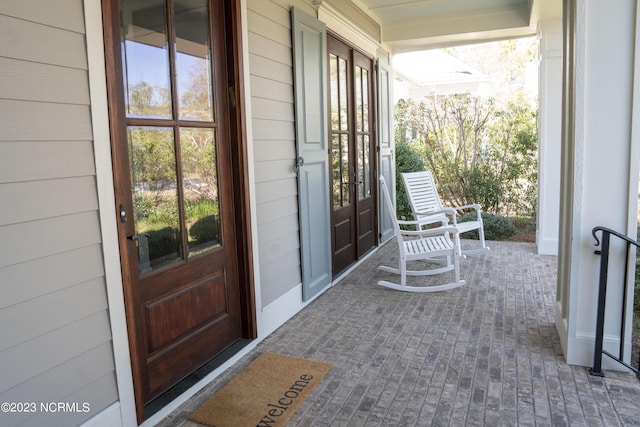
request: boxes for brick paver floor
[158,240,640,426]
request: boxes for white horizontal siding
[0,212,102,268]
[0,277,108,352]
[258,213,299,245]
[248,32,292,66]
[0,245,105,309]
[0,177,99,226]
[0,100,92,141]
[253,138,296,162]
[10,372,117,427]
[258,230,301,265]
[247,8,291,49]
[257,196,298,225]
[0,141,96,183]
[0,2,117,425]
[250,75,294,103]
[0,310,112,392]
[0,57,90,104]
[249,53,294,84]
[0,0,86,33]
[254,159,297,182]
[251,97,294,121]
[259,247,302,302]
[0,14,87,69]
[3,343,116,426]
[255,178,297,205]
[252,118,295,140]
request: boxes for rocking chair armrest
[398,225,460,238]
[414,208,457,221]
[452,203,481,211]
[447,204,482,225]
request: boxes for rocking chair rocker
[377,176,466,292]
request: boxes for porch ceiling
[357,0,562,52]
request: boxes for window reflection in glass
[121,0,172,118]
[128,126,181,273]
[180,128,221,255]
[175,0,214,121]
[332,134,341,207]
[339,57,348,131]
[358,135,370,199]
[330,54,340,131]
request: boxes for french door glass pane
[175,0,214,121]
[120,0,172,119]
[330,54,340,130]
[358,134,370,199]
[361,68,369,132]
[331,133,350,208]
[356,66,363,132]
[180,128,221,255]
[339,57,348,131]
[128,126,182,273]
[340,134,350,206]
[331,134,341,207]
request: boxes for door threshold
[143,338,252,420]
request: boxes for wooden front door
[328,35,377,276]
[103,0,253,421]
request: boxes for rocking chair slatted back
[402,171,447,226]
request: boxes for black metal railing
[589,226,640,377]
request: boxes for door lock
[119,204,127,223]
[292,156,304,173]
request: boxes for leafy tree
[394,94,537,218]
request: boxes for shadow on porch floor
[158,240,640,426]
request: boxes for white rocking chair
[402,170,489,255]
[377,176,466,292]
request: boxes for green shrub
[458,212,516,241]
[146,227,180,260]
[189,215,220,245]
[395,140,425,219]
[133,194,155,222]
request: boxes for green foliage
[146,227,180,260]
[189,215,220,244]
[133,194,155,222]
[394,94,538,219]
[394,140,425,219]
[185,198,218,220]
[458,212,516,241]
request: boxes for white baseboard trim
[81,403,126,427]
[567,332,632,372]
[537,237,559,255]
[259,281,331,338]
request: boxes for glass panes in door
[121,0,222,274]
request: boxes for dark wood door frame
[327,32,378,277]
[101,0,255,422]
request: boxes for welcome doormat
[188,352,332,427]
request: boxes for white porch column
[536,19,562,256]
[557,0,639,368]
